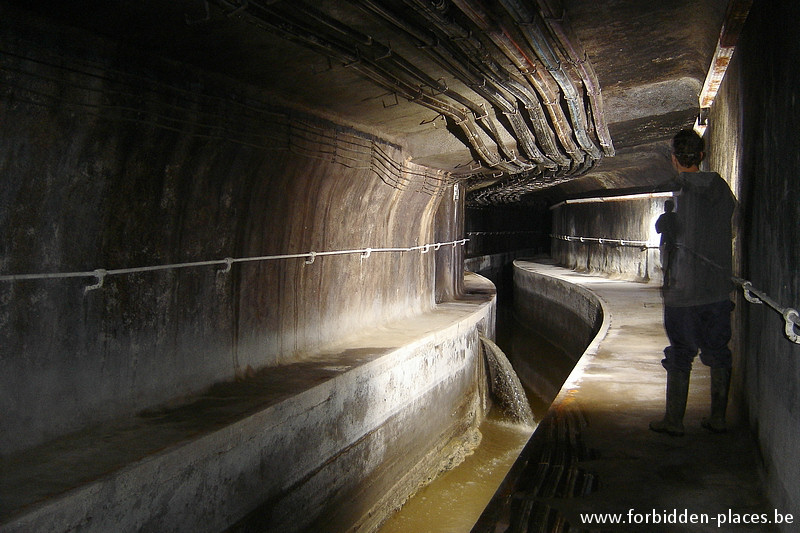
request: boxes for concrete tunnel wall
[542,2,800,523]
[550,197,666,283]
[0,7,468,459]
[705,1,800,523]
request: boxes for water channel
[377,287,578,533]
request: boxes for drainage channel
[376,409,533,533]
[377,304,574,533]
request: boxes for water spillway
[378,257,590,532]
[481,336,536,428]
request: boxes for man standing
[655,198,678,288]
[650,129,736,437]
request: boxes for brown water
[376,410,533,533]
[377,304,573,533]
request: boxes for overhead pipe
[368,1,532,173]
[394,0,555,169]
[464,42,571,169]
[466,156,595,206]
[448,0,584,167]
[502,76,571,168]
[352,0,576,174]
[450,56,554,168]
[469,34,573,170]
[349,0,553,171]
[446,37,561,169]
[233,0,528,173]
[539,8,615,156]
[496,0,602,160]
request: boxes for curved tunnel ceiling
[12,0,731,205]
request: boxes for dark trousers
[662,300,734,373]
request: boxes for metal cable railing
[467,230,547,236]
[551,233,800,344]
[0,239,469,294]
[733,278,800,344]
[550,233,653,249]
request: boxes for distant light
[550,192,674,210]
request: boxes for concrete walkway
[476,260,777,533]
[1,274,496,533]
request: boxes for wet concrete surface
[476,260,777,533]
[1,273,496,532]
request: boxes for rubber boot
[701,367,731,433]
[650,370,690,436]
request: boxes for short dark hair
[672,129,704,168]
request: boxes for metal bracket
[84,269,107,293]
[742,282,763,304]
[343,47,362,69]
[218,257,233,274]
[783,309,800,344]
[375,42,392,61]
[420,113,444,126]
[475,102,489,120]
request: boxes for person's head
[672,129,704,169]
[664,199,675,212]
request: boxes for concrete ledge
[1,273,496,533]
[476,261,774,532]
[512,259,607,359]
[474,260,609,531]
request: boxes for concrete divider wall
[4,277,495,533]
[473,261,607,530]
[465,250,539,296]
[512,260,604,361]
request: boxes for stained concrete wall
[550,197,667,282]
[0,8,461,455]
[2,279,495,532]
[435,184,466,303]
[706,2,800,524]
[512,260,603,361]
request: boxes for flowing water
[481,335,536,427]
[376,410,533,533]
[377,302,574,533]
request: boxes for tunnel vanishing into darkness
[1,0,799,531]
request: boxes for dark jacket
[662,171,735,307]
